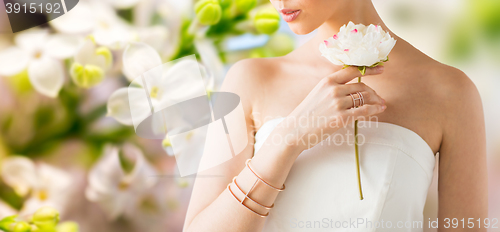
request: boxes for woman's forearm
[185,124,303,232]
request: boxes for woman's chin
[288,24,315,35]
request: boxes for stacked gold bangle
[227,159,286,217]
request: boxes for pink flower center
[344,49,349,52]
[324,40,329,46]
[333,34,338,40]
[351,29,358,33]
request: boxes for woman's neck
[316,0,390,40]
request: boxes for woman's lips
[280,9,301,22]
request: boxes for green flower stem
[355,76,364,200]
[187,18,200,36]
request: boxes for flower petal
[1,156,38,197]
[107,87,150,125]
[157,1,183,59]
[120,143,157,190]
[74,38,97,66]
[27,58,64,98]
[194,39,222,88]
[44,34,83,59]
[0,200,16,218]
[162,0,193,16]
[86,146,125,198]
[85,144,155,220]
[106,0,142,9]
[137,26,169,52]
[0,47,30,76]
[93,26,136,50]
[122,42,162,82]
[154,57,208,111]
[378,38,397,61]
[19,163,73,216]
[14,29,49,53]
[36,163,72,193]
[50,2,95,34]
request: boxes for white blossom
[0,156,73,216]
[70,37,113,88]
[109,43,214,126]
[85,144,157,220]
[319,21,396,67]
[0,29,81,97]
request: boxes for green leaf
[368,62,380,68]
[357,66,366,75]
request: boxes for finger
[328,66,384,84]
[340,91,385,109]
[336,82,381,97]
[347,104,386,118]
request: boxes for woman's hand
[279,66,387,151]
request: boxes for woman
[183,0,488,231]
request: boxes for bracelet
[232,177,274,209]
[227,183,269,217]
[246,159,285,191]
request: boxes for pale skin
[183,0,488,231]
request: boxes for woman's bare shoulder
[420,60,483,129]
[223,57,283,85]
[423,61,479,105]
[221,57,284,98]
[219,57,286,117]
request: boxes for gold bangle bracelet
[246,159,285,191]
[232,177,274,209]
[227,183,269,217]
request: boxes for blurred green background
[0,0,498,231]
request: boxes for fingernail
[382,99,386,104]
[377,66,384,72]
[381,105,387,110]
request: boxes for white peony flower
[319,21,396,67]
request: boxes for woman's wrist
[270,118,308,157]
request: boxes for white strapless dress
[255,118,436,232]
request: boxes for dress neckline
[254,117,436,157]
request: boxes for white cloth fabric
[254,118,436,232]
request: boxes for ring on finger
[349,92,365,108]
[357,91,365,107]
